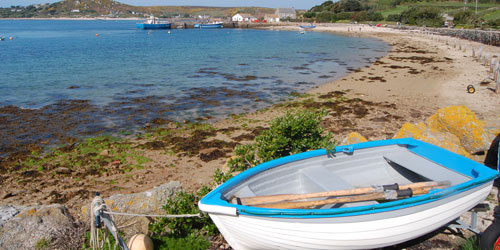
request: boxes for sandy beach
[1,23,500,248]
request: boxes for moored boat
[136,16,171,29]
[194,22,223,29]
[199,138,499,249]
[300,24,316,29]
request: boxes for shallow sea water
[0,20,390,151]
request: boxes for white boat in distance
[199,138,499,249]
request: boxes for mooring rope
[91,196,118,250]
[102,210,201,218]
[90,195,202,250]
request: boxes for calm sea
[0,20,390,150]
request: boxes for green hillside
[302,0,500,28]
[0,0,275,18]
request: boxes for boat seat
[383,152,470,185]
[300,166,378,208]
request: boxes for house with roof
[275,8,296,19]
[232,13,256,22]
[265,14,280,23]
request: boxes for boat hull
[194,23,223,29]
[202,184,491,249]
[136,23,171,29]
[199,138,499,249]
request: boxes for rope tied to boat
[102,210,201,218]
[90,194,202,250]
[90,195,120,250]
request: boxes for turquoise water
[0,20,389,150]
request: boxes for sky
[1,0,326,9]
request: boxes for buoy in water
[467,84,475,94]
[127,234,153,250]
[9,37,13,40]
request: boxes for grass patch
[459,235,479,250]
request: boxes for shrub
[335,12,353,21]
[316,11,335,22]
[400,7,443,27]
[227,110,334,172]
[149,189,217,239]
[386,14,401,22]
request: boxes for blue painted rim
[200,138,500,218]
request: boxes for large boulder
[426,106,491,152]
[0,204,80,250]
[394,106,500,157]
[81,181,182,238]
[394,122,471,158]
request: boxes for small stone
[55,167,72,175]
[100,149,109,156]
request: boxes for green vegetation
[34,238,51,250]
[304,0,500,28]
[148,189,215,249]
[19,135,150,176]
[227,110,334,172]
[459,235,480,250]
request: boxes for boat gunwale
[199,138,500,218]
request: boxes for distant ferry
[194,22,223,29]
[136,16,171,29]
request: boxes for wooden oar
[233,181,450,206]
[254,186,442,209]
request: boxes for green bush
[487,18,500,28]
[149,190,216,239]
[227,110,334,172]
[335,12,353,20]
[386,14,401,22]
[316,11,335,22]
[400,7,443,27]
[152,235,211,250]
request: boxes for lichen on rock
[426,106,490,152]
[341,132,368,145]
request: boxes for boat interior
[224,144,472,209]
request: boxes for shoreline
[1,23,500,249]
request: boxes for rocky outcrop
[340,132,368,145]
[0,204,80,250]
[426,106,491,152]
[81,181,182,237]
[0,181,182,249]
[394,106,497,157]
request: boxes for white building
[265,14,280,23]
[232,13,255,22]
[275,8,296,19]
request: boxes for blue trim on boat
[194,23,223,29]
[200,138,500,218]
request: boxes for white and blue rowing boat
[199,138,499,249]
[194,22,223,29]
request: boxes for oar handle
[234,181,450,206]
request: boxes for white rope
[103,210,201,218]
[90,196,107,250]
[90,196,119,250]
